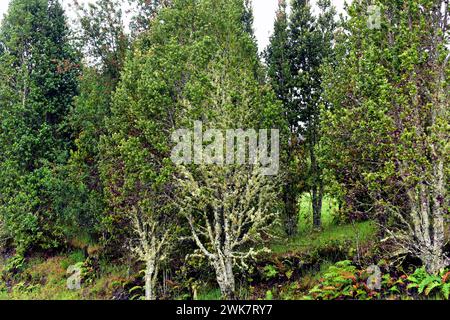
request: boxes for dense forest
[0,0,448,301]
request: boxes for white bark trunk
[144,257,158,300]
[407,181,448,275]
[214,256,236,299]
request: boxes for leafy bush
[305,261,450,300]
[4,254,26,274]
[263,265,279,280]
[406,267,450,299]
[304,261,373,300]
[60,250,86,270]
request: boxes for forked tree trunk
[406,179,448,275]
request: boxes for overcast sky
[0,0,349,52]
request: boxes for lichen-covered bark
[180,165,278,299]
[129,207,171,300]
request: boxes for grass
[298,194,337,232]
[271,221,376,254]
[0,256,82,300]
[271,194,377,254]
[0,253,130,300]
[196,287,222,300]
[0,193,378,300]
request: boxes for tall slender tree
[0,0,80,250]
[62,0,131,246]
[265,0,299,236]
[266,0,337,232]
[290,0,337,230]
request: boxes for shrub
[406,267,450,300]
[304,261,373,300]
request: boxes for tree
[168,0,282,298]
[266,0,337,231]
[127,0,169,36]
[174,48,281,299]
[128,203,174,300]
[97,0,193,298]
[321,0,449,274]
[178,164,279,299]
[72,0,129,83]
[64,0,133,246]
[63,69,112,243]
[265,0,298,236]
[100,0,282,299]
[0,0,80,250]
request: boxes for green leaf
[441,283,450,300]
[424,282,441,296]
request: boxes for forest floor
[0,194,379,300]
[0,251,132,300]
[197,195,379,300]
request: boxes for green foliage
[196,288,222,301]
[406,267,450,299]
[0,0,447,302]
[0,0,81,251]
[304,262,450,300]
[320,0,449,272]
[60,250,86,270]
[80,258,97,285]
[73,0,129,82]
[263,265,279,280]
[4,254,26,274]
[127,0,166,36]
[65,0,131,247]
[305,261,371,300]
[265,0,338,234]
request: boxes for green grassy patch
[271,220,376,254]
[0,253,131,300]
[0,256,81,300]
[196,287,222,300]
[271,194,377,255]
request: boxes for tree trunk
[312,185,323,230]
[309,122,323,230]
[422,247,448,275]
[283,144,298,237]
[144,258,158,300]
[284,182,298,236]
[407,180,449,275]
[215,257,236,300]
